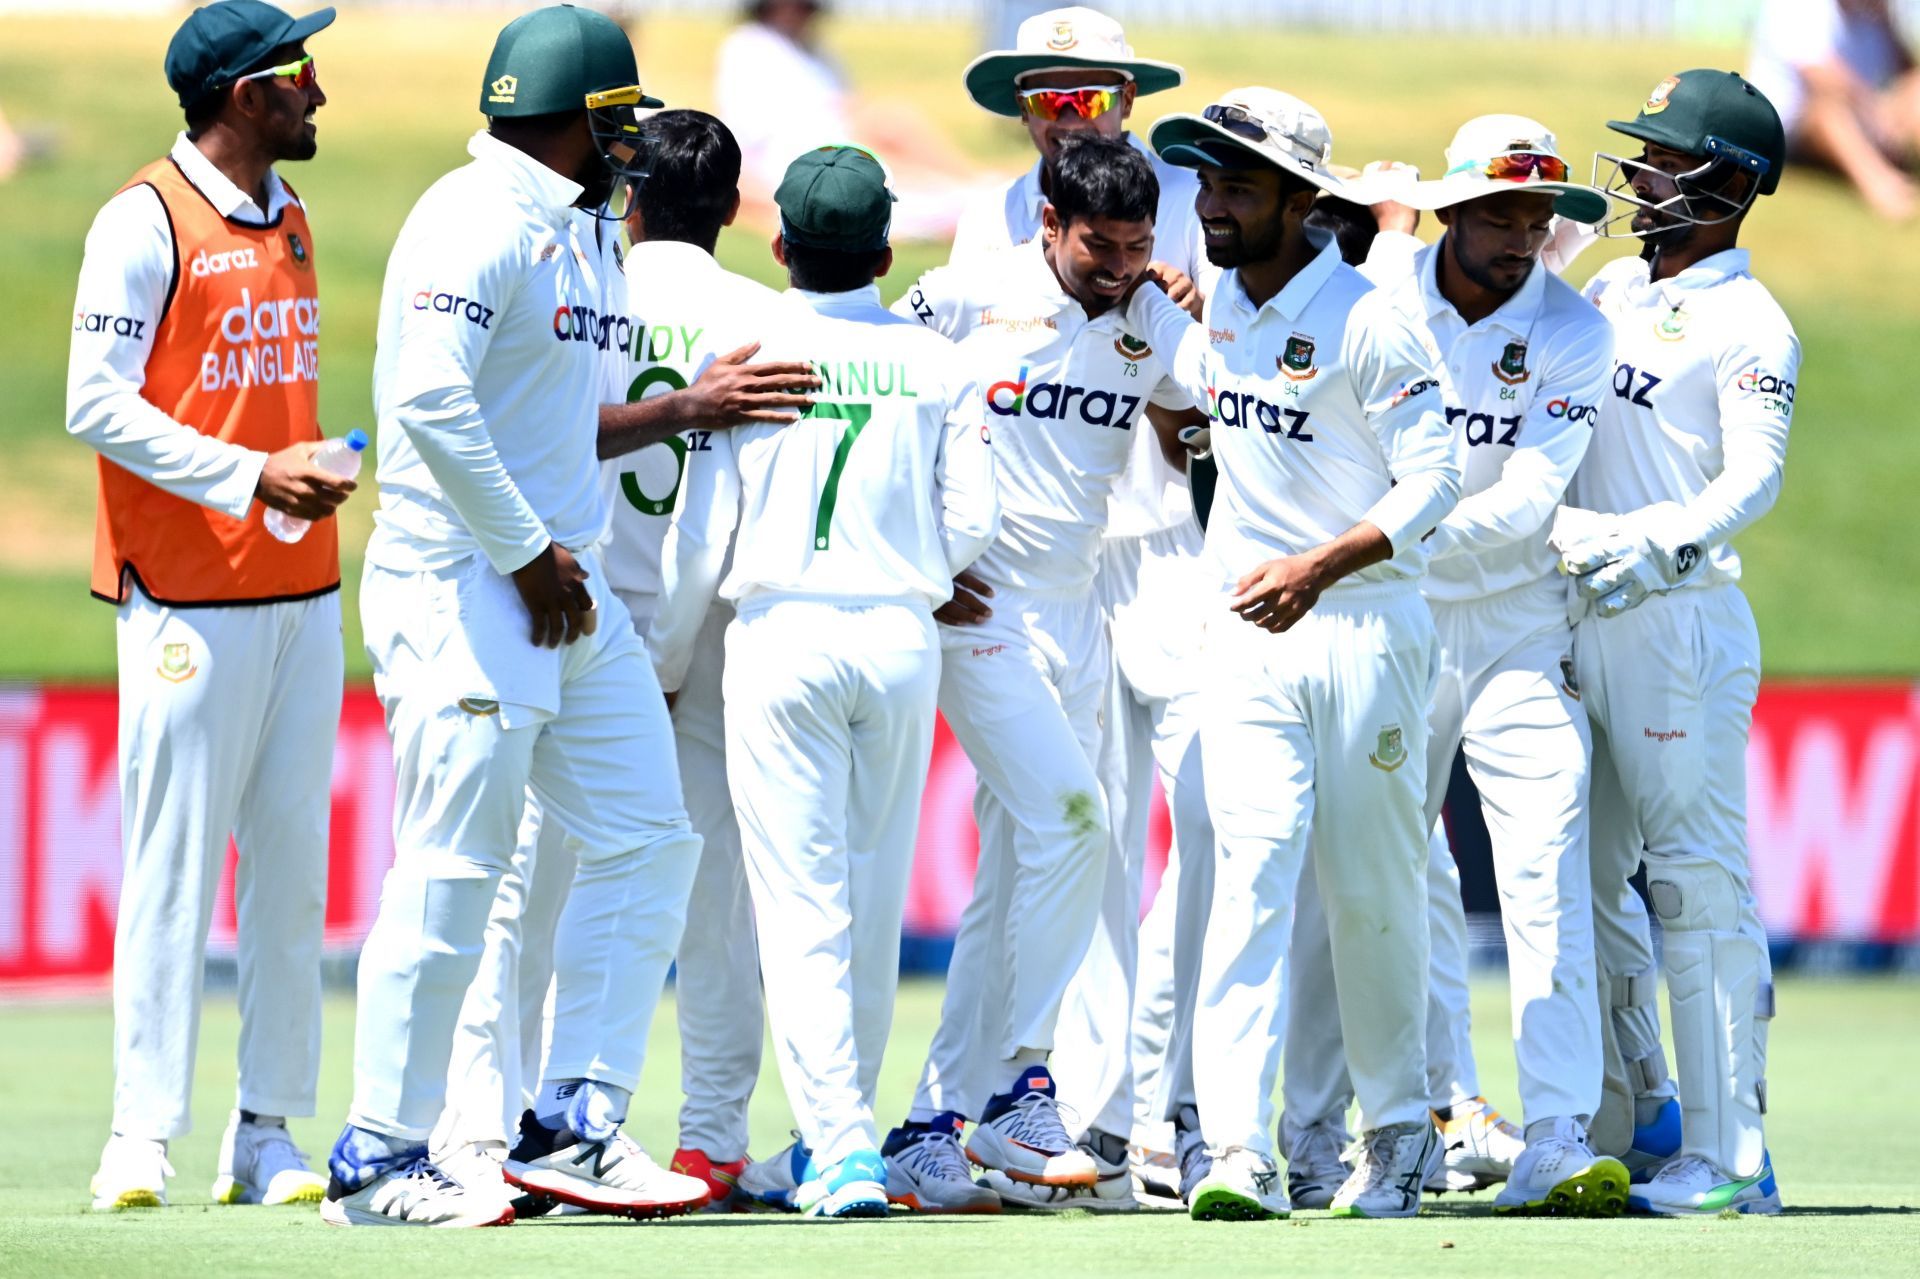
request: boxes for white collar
[468,129,585,218]
[170,132,293,223]
[1223,230,1344,324]
[786,283,886,317]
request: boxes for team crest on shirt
[1643,75,1680,115]
[1047,20,1078,50]
[1114,333,1154,361]
[1368,724,1407,772]
[1279,333,1318,381]
[156,641,197,684]
[1492,339,1530,385]
[286,231,309,268]
[1654,304,1689,341]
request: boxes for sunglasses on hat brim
[1444,150,1571,184]
[1017,84,1123,123]
[1201,103,1330,166]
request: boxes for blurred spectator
[715,0,990,239]
[0,107,22,182]
[1747,0,1920,220]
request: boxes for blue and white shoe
[1628,1151,1782,1216]
[320,1126,512,1228]
[1625,1098,1683,1183]
[965,1068,1097,1187]
[796,1149,890,1219]
[1175,1106,1214,1204]
[737,1136,813,1211]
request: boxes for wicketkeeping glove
[1552,502,1707,619]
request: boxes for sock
[882,1119,931,1156]
[1008,1046,1048,1070]
[906,1107,939,1125]
[1085,1128,1129,1166]
[328,1125,424,1189]
[538,1078,631,1143]
[535,1078,587,1128]
[239,1111,285,1128]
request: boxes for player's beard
[1449,227,1532,296]
[272,98,319,163]
[1203,215,1283,269]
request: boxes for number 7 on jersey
[807,401,871,549]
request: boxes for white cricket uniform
[1571,248,1797,1178]
[891,240,1192,1121]
[433,242,779,1161]
[1283,239,1614,1136]
[653,284,998,1167]
[1129,233,1459,1153]
[352,132,701,1142]
[67,134,336,1141]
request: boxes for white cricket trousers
[913,584,1110,1119]
[1052,523,1212,1146]
[1194,582,1437,1155]
[726,599,941,1167]
[1576,584,1771,1178]
[674,602,762,1163]
[110,585,340,1141]
[351,553,701,1141]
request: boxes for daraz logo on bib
[986,365,1143,430]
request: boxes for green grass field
[1,977,1916,1277]
[1,10,1917,678]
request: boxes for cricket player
[881,132,1207,1212]
[322,6,707,1227]
[951,4,1220,1194]
[1550,69,1797,1216]
[70,0,346,1211]
[652,145,1001,1219]
[428,109,815,1213]
[1281,116,1631,1217]
[1128,88,1460,1221]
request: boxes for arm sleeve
[1346,298,1461,551]
[65,187,269,518]
[1426,314,1610,561]
[649,427,741,693]
[933,371,1000,574]
[1126,283,1213,407]
[1656,321,1799,551]
[381,220,551,574]
[890,265,965,338]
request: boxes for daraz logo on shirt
[985,365,1143,430]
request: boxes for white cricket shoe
[964,1068,1096,1187]
[736,1136,812,1211]
[1629,1152,1782,1216]
[321,1156,514,1228]
[883,1114,1001,1214]
[1131,1145,1181,1203]
[1492,1120,1630,1217]
[981,1131,1137,1212]
[1187,1146,1290,1221]
[1282,1117,1349,1210]
[1331,1121,1434,1218]
[1426,1096,1524,1192]
[503,1109,708,1219]
[91,1135,172,1211]
[434,1138,535,1219]
[211,1111,326,1206]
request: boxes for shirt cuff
[208,447,270,521]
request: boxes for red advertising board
[0,681,1914,985]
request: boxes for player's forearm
[1299,521,1395,591]
[598,391,710,460]
[67,384,267,519]
[396,391,551,573]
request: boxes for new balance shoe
[1492,1119,1630,1217]
[1187,1146,1290,1221]
[737,1136,813,1211]
[504,1109,708,1219]
[321,1127,512,1228]
[435,1138,536,1219]
[1629,1152,1782,1216]
[1624,1097,1683,1183]
[211,1111,326,1206]
[982,1129,1137,1212]
[90,1135,172,1211]
[1282,1116,1349,1210]
[965,1069,1096,1187]
[671,1147,749,1212]
[883,1114,1000,1214]
[1427,1096,1524,1192]
[1331,1121,1434,1218]
[795,1148,890,1219]
[1174,1105,1213,1203]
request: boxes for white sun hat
[963,6,1184,118]
[1149,87,1348,197]
[1398,114,1608,223]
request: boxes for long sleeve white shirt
[1127,233,1460,589]
[66,133,297,519]
[650,285,999,692]
[1571,248,1800,590]
[1373,239,1612,605]
[368,131,621,576]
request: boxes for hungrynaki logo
[189,247,259,277]
[985,366,1143,429]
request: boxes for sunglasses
[1202,103,1330,165]
[1448,150,1570,183]
[238,53,317,91]
[1016,85,1121,122]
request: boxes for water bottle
[265,429,369,544]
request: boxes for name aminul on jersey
[809,358,919,399]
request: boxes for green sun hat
[479,4,661,118]
[1608,69,1785,196]
[963,6,1182,119]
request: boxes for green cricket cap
[164,0,334,108]
[775,146,896,252]
[1608,69,1785,196]
[480,4,660,118]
